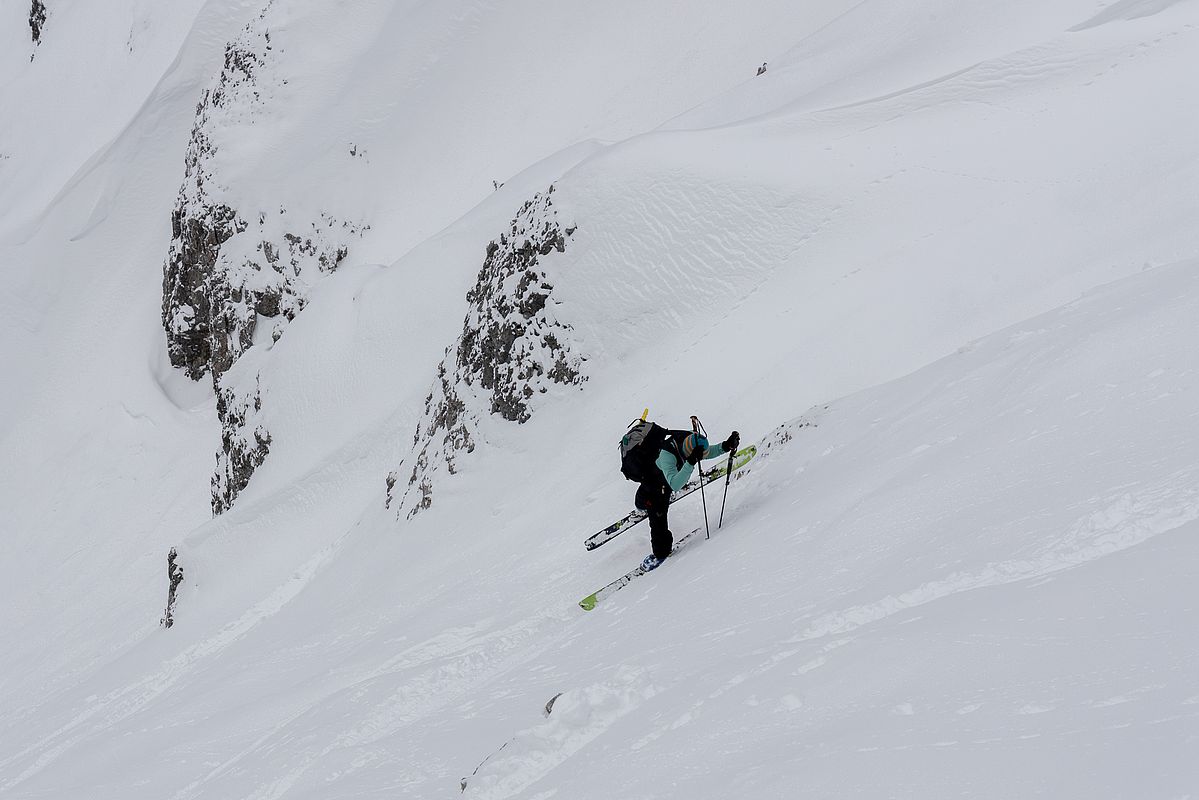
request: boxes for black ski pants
[635,479,673,560]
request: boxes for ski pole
[691,415,711,540]
[717,446,735,529]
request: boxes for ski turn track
[788,477,1199,645]
[0,526,357,791]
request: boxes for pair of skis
[578,445,756,610]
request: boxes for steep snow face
[148,0,877,513]
[10,260,1199,800]
[0,0,211,237]
[0,0,864,726]
[550,0,1199,428]
[2,1,1199,799]
[0,0,253,714]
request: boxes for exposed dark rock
[456,190,574,423]
[389,187,585,517]
[162,202,242,380]
[29,0,46,45]
[159,547,184,629]
[161,32,265,383]
[759,410,822,459]
[211,377,271,515]
[384,471,398,509]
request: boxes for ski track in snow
[461,666,660,799]
[160,599,580,800]
[0,527,355,790]
[786,477,1199,645]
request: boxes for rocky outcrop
[161,5,363,514]
[159,548,184,629]
[162,20,361,384]
[162,201,243,381]
[387,187,585,517]
[211,377,271,514]
[29,1,47,46]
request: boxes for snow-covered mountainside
[2,1,1197,797]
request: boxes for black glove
[723,431,740,453]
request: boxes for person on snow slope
[632,425,739,570]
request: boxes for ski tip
[579,593,599,611]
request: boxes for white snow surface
[2,1,1198,797]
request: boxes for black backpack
[619,420,688,482]
[619,420,667,482]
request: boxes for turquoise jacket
[656,440,728,491]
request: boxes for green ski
[580,528,704,611]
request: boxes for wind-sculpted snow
[389,188,584,517]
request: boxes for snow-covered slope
[2,0,1197,797]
